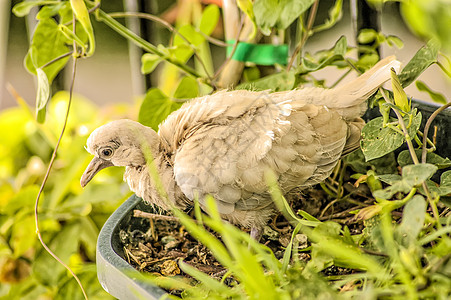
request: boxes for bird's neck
[124,153,188,210]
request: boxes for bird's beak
[80,157,114,187]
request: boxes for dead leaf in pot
[160,260,180,276]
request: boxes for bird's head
[80,119,159,187]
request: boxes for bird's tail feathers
[331,56,401,118]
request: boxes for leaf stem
[287,0,319,71]
[108,11,214,82]
[436,61,451,78]
[96,9,209,85]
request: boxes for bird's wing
[170,91,351,215]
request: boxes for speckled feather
[82,56,401,229]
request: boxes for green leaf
[12,0,57,17]
[70,0,95,56]
[25,18,71,83]
[199,4,220,36]
[424,170,451,197]
[141,53,162,74]
[358,28,378,44]
[415,81,448,104]
[36,2,67,19]
[386,35,404,49]
[360,110,422,161]
[297,36,347,74]
[138,88,183,131]
[36,68,50,123]
[398,195,426,244]
[391,68,410,113]
[172,25,205,63]
[312,0,343,34]
[403,164,438,186]
[374,164,437,199]
[398,39,440,87]
[58,24,87,50]
[401,0,451,53]
[237,0,257,38]
[173,77,199,99]
[237,70,295,92]
[398,150,451,169]
[253,0,315,35]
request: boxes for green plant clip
[227,40,288,66]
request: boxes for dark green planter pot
[96,100,451,299]
[96,194,166,299]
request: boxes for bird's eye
[101,148,113,157]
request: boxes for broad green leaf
[374,164,437,199]
[398,195,426,242]
[25,18,71,83]
[391,68,410,113]
[199,4,220,36]
[141,53,162,74]
[36,68,50,123]
[423,170,451,197]
[312,0,343,33]
[398,39,440,87]
[360,110,422,161]
[237,70,295,91]
[415,81,448,104]
[173,77,199,99]
[173,25,206,47]
[401,0,451,53]
[70,0,95,56]
[402,163,438,186]
[253,0,315,35]
[173,25,206,63]
[138,88,183,131]
[398,150,451,169]
[12,0,56,17]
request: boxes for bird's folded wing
[170,92,351,215]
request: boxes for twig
[41,51,74,69]
[34,17,88,300]
[287,0,319,71]
[421,102,451,163]
[133,210,179,222]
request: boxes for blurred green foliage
[0,92,132,299]
[7,0,451,299]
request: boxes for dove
[81,56,401,239]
